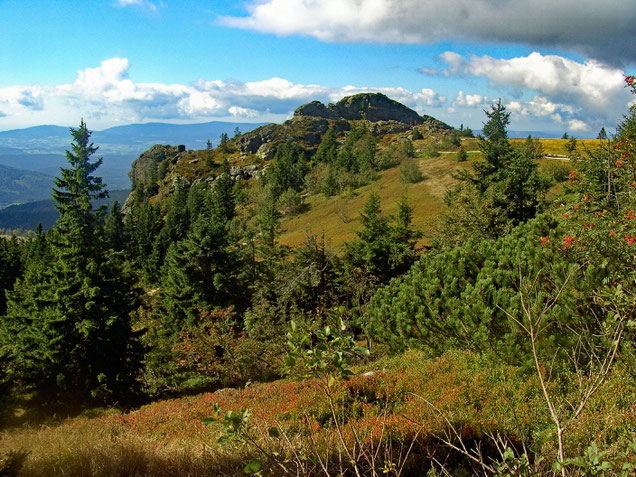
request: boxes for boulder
[294,100,338,120]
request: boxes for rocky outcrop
[294,101,338,120]
[327,93,421,124]
[236,92,452,157]
[235,116,346,156]
[234,123,278,155]
[293,93,452,130]
[128,144,185,188]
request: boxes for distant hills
[0,189,131,232]
[0,164,56,208]
[0,120,265,208]
[0,121,267,155]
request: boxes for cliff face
[128,144,185,188]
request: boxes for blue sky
[0,0,634,136]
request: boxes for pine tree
[0,121,141,403]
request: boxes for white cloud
[436,51,632,130]
[228,106,259,118]
[453,91,487,108]
[221,0,635,65]
[568,119,590,132]
[0,58,446,129]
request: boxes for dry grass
[278,154,472,250]
[1,351,633,477]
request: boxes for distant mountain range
[0,189,131,232]
[0,120,265,208]
[0,121,267,154]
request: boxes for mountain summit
[234,93,451,159]
[295,92,427,125]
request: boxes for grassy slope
[1,351,633,476]
[278,153,473,249]
[4,139,627,476]
[277,137,583,250]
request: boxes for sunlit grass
[278,153,473,249]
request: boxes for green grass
[278,154,473,249]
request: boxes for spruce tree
[313,127,338,164]
[104,200,125,252]
[159,209,241,334]
[0,235,23,316]
[211,172,235,223]
[475,99,513,184]
[0,121,141,404]
[344,192,392,281]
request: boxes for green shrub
[400,158,424,183]
[423,142,441,157]
[542,160,572,184]
[276,188,305,217]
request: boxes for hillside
[124,96,581,250]
[2,88,633,477]
[0,189,130,231]
[0,164,55,208]
[126,92,454,210]
[1,350,632,476]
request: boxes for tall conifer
[0,121,141,403]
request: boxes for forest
[0,77,634,476]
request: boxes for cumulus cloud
[453,91,487,108]
[0,86,46,111]
[435,51,632,130]
[220,0,635,65]
[0,58,445,129]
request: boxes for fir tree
[0,121,141,403]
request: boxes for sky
[0,0,634,136]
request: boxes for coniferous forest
[0,79,635,476]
